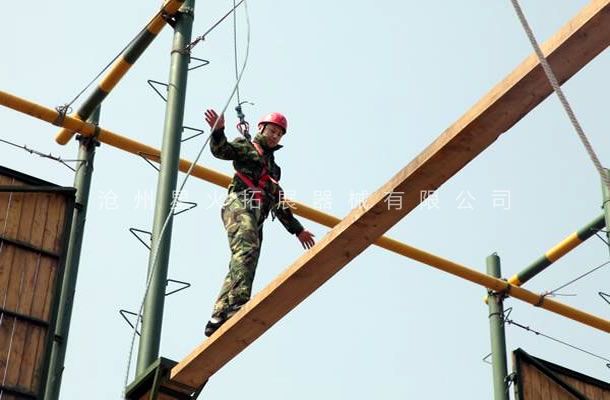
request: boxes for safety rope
[232,0,251,140]
[509,0,610,191]
[122,0,251,393]
[233,0,241,107]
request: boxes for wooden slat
[587,384,605,399]
[42,193,65,254]
[0,176,15,231]
[52,193,67,254]
[15,193,37,244]
[521,362,535,398]
[0,244,16,310]
[2,189,26,316]
[17,325,45,391]
[170,0,610,387]
[31,255,54,322]
[3,191,24,241]
[28,255,54,391]
[542,371,553,399]
[32,323,47,390]
[4,319,27,387]
[29,193,51,250]
[4,247,26,314]
[0,315,15,387]
[32,255,55,389]
[41,257,57,321]
[15,251,40,317]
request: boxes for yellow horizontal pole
[4,89,610,335]
[397,239,610,332]
[0,90,414,254]
[1,90,95,134]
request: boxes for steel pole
[44,107,101,400]
[486,253,509,400]
[135,0,195,376]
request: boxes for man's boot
[204,316,226,337]
[204,304,242,337]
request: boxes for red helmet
[258,112,288,133]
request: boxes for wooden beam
[170,0,610,388]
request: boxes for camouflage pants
[212,193,263,319]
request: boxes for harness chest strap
[234,141,278,201]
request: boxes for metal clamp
[52,104,72,127]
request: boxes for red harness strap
[235,142,278,202]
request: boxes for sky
[2,0,610,399]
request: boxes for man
[203,109,315,337]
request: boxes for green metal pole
[506,214,605,286]
[602,169,610,246]
[135,0,195,376]
[486,253,509,400]
[44,107,101,400]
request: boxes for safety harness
[234,141,279,202]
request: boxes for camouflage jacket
[210,128,304,235]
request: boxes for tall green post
[486,253,509,400]
[44,107,101,400]
[135,0,195,376]
[602,169,610,246]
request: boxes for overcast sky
[2,1,610,399]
